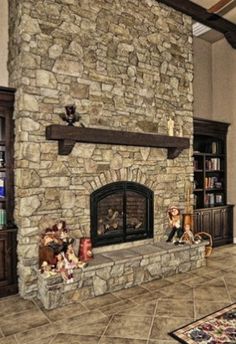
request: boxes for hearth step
[38,241,207,309]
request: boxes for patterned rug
[169,303,236,343]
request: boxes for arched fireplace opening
[90,181,154,247]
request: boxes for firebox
[90,182,153,247]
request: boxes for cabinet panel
[0,87,17,298]
[0,233,7,283]
[193,211,202,233]
[201,210,211,234]
[193,206,233,246]
[212,209,223,240]
[223,206,233,239]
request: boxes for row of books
[194,158,221,171]
[204,177,222,189]
[205,158,221,171]
[204,193,223,207]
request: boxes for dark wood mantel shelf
[46,125,190,159]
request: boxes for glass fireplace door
[90,182,153,247]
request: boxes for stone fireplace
[8,0,194,299]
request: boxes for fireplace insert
[90,181,153,247]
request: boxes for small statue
[60,104,84,127]
[167,117,174,136]
[40,261,56,277]
[66,243,87,269]
[166,206,184,243]
[56,253,69,282]
[180,223,195,244]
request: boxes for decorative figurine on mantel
[167,117,174,136]
[166,206,184,243]
[60,104,85,127]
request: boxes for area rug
[169,303,236,343]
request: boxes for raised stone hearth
[38,241,206,309]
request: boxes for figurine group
[39,221,86,283]
[166,206,195,244]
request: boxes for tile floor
[0,244,235,344]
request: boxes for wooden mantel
[46,125,190,159]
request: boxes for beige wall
[212,39,236,241]
[193,37,212,119]
[194,36,236,240]
[0,0,9,86]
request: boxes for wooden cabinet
[193,118,233,246]
[0,229,17,297]
[193,205,233,246]
[0,87,17,297]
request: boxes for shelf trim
[46,125,190,159]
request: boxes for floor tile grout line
[32,298,53,324]
[146,299,159,343]
[0,327,4,338]
[97,314,115,344]
[222,276,233,304]
[100,333,154,341]
[79,300,91,312]
[48,334,57,344]
[0,306,39,321]
[13,334,19,344]
[193,287,197,320]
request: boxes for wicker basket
[194,231,213,257]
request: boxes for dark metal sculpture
[60,104,81,126]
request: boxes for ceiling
[191,0,236,43]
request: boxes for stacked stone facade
[8,0,194,297]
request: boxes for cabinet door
[193,210,202,233]
[201,209,212,234]
[223,206,233,240]
[0,230,17,297]
[0,231,11,287]
[212,208,223,241]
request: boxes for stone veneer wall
[8,0,194,298]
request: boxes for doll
[63,252,76,283]
[180,223,195,244]
[56,253,68,282]
[40,261,56,277]
[66,244,87,269]
[166,206,184,243]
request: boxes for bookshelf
[193,118,233,246]
[0,87,17,297]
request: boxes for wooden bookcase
[193,118,233,246]
[0,86,17,297]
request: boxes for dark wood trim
[46,125,190,158]
[156,0,236,49]
[0,87,18,298]
[193,117,230,138]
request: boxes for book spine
[0,177,5,198]
[0,209,6,229]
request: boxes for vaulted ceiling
[192,0,236,24]
[157,0,236,48]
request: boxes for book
[0,178,5,198]
[0,209,6,229]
